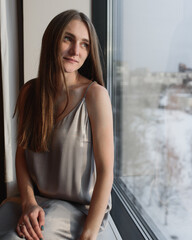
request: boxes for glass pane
[112,1,192,239]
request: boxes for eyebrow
[64,32,90,43]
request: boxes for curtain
[0,0,20,198]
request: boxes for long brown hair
[15,10,104,152]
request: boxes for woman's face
[60,19,90,74]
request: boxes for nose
[69,42,79,56]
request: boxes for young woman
[0,9,114,240]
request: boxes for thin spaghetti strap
[83,81,95,98]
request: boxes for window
[111,0,192,239]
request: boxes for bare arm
[16,146,45,240]
[15,82,45,240]
[80,84,114,240]
[16,147,37,209]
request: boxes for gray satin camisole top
[25,81,111,217]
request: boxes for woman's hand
[16,203,45,240]
[79,230,97,240]
[79,236,96,240]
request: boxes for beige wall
[23,0,91,82]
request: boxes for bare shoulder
[86,82,110,103]
[85,82,112,117]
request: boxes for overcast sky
[121,0,192,72]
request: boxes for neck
[57,71,80,96]
[63,71,80,88]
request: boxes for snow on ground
[120,108,192,240]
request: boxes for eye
[81,42,89,49]
[63,36,72,42]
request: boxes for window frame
[92,1,167,239]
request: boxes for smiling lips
[63,57,79,63]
